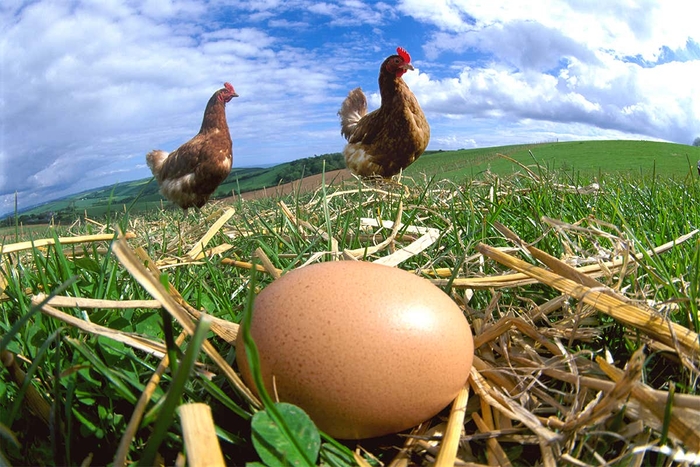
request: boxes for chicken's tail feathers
[338,87,367,141]
[146,150,169,177]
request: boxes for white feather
[343,144,373,175]
[145,149,169,176]
[160,174,197,206]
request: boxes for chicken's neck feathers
[378,73,411,109]
[198,93,230,134]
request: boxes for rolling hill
[4,140,699,226]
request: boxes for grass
[1,144,699,466]
[8,140,700,226]
[407,140,700,181]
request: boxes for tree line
[274,153,346,184]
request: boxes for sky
[2,0,700,216]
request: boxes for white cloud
[396,0,700,148]
[399,0,700,61]
[1,0,353,214]
[408,56,700,143]
[2,0,699,216]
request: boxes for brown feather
[338,52,430,178]
[147,84,238,210]
[339,88,367,140]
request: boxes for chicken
[338,47,430,178]
[146,82,238,210]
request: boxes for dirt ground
[222,169,356,202]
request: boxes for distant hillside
[3,140,699,226]
[215,152,345,197]
[405,140,700,181]
[2,153,345,225]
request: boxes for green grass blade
[198,377,251,421]
[137,314,212,467]
[0,276,78,353]
[6,327,63,427]
[66,337,138,406]
[241,264,318,466]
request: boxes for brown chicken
[146,82,238,210]
[338,47,430,178]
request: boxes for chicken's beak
[401,63,415,71]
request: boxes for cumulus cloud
[1,0,699,216]
[399,0,697,61]
[0,0,361,213]
[397,0,700,148]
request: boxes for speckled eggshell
[235,260,474,439]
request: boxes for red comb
[397,47,411,63]
[224,82,234,91]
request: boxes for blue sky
[2,0,700,216]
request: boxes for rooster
[146,82,238,210]
[338,47,430,178]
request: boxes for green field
[1,139,699,465]
[7,140,700,227]
[4,153,346,225]
[407,139,700,181]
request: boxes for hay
[3,177,699,466]
[178,403,226,467]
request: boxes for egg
[235,260,474,439]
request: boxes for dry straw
[2,178,700,465]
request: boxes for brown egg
[235,260,474,439]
